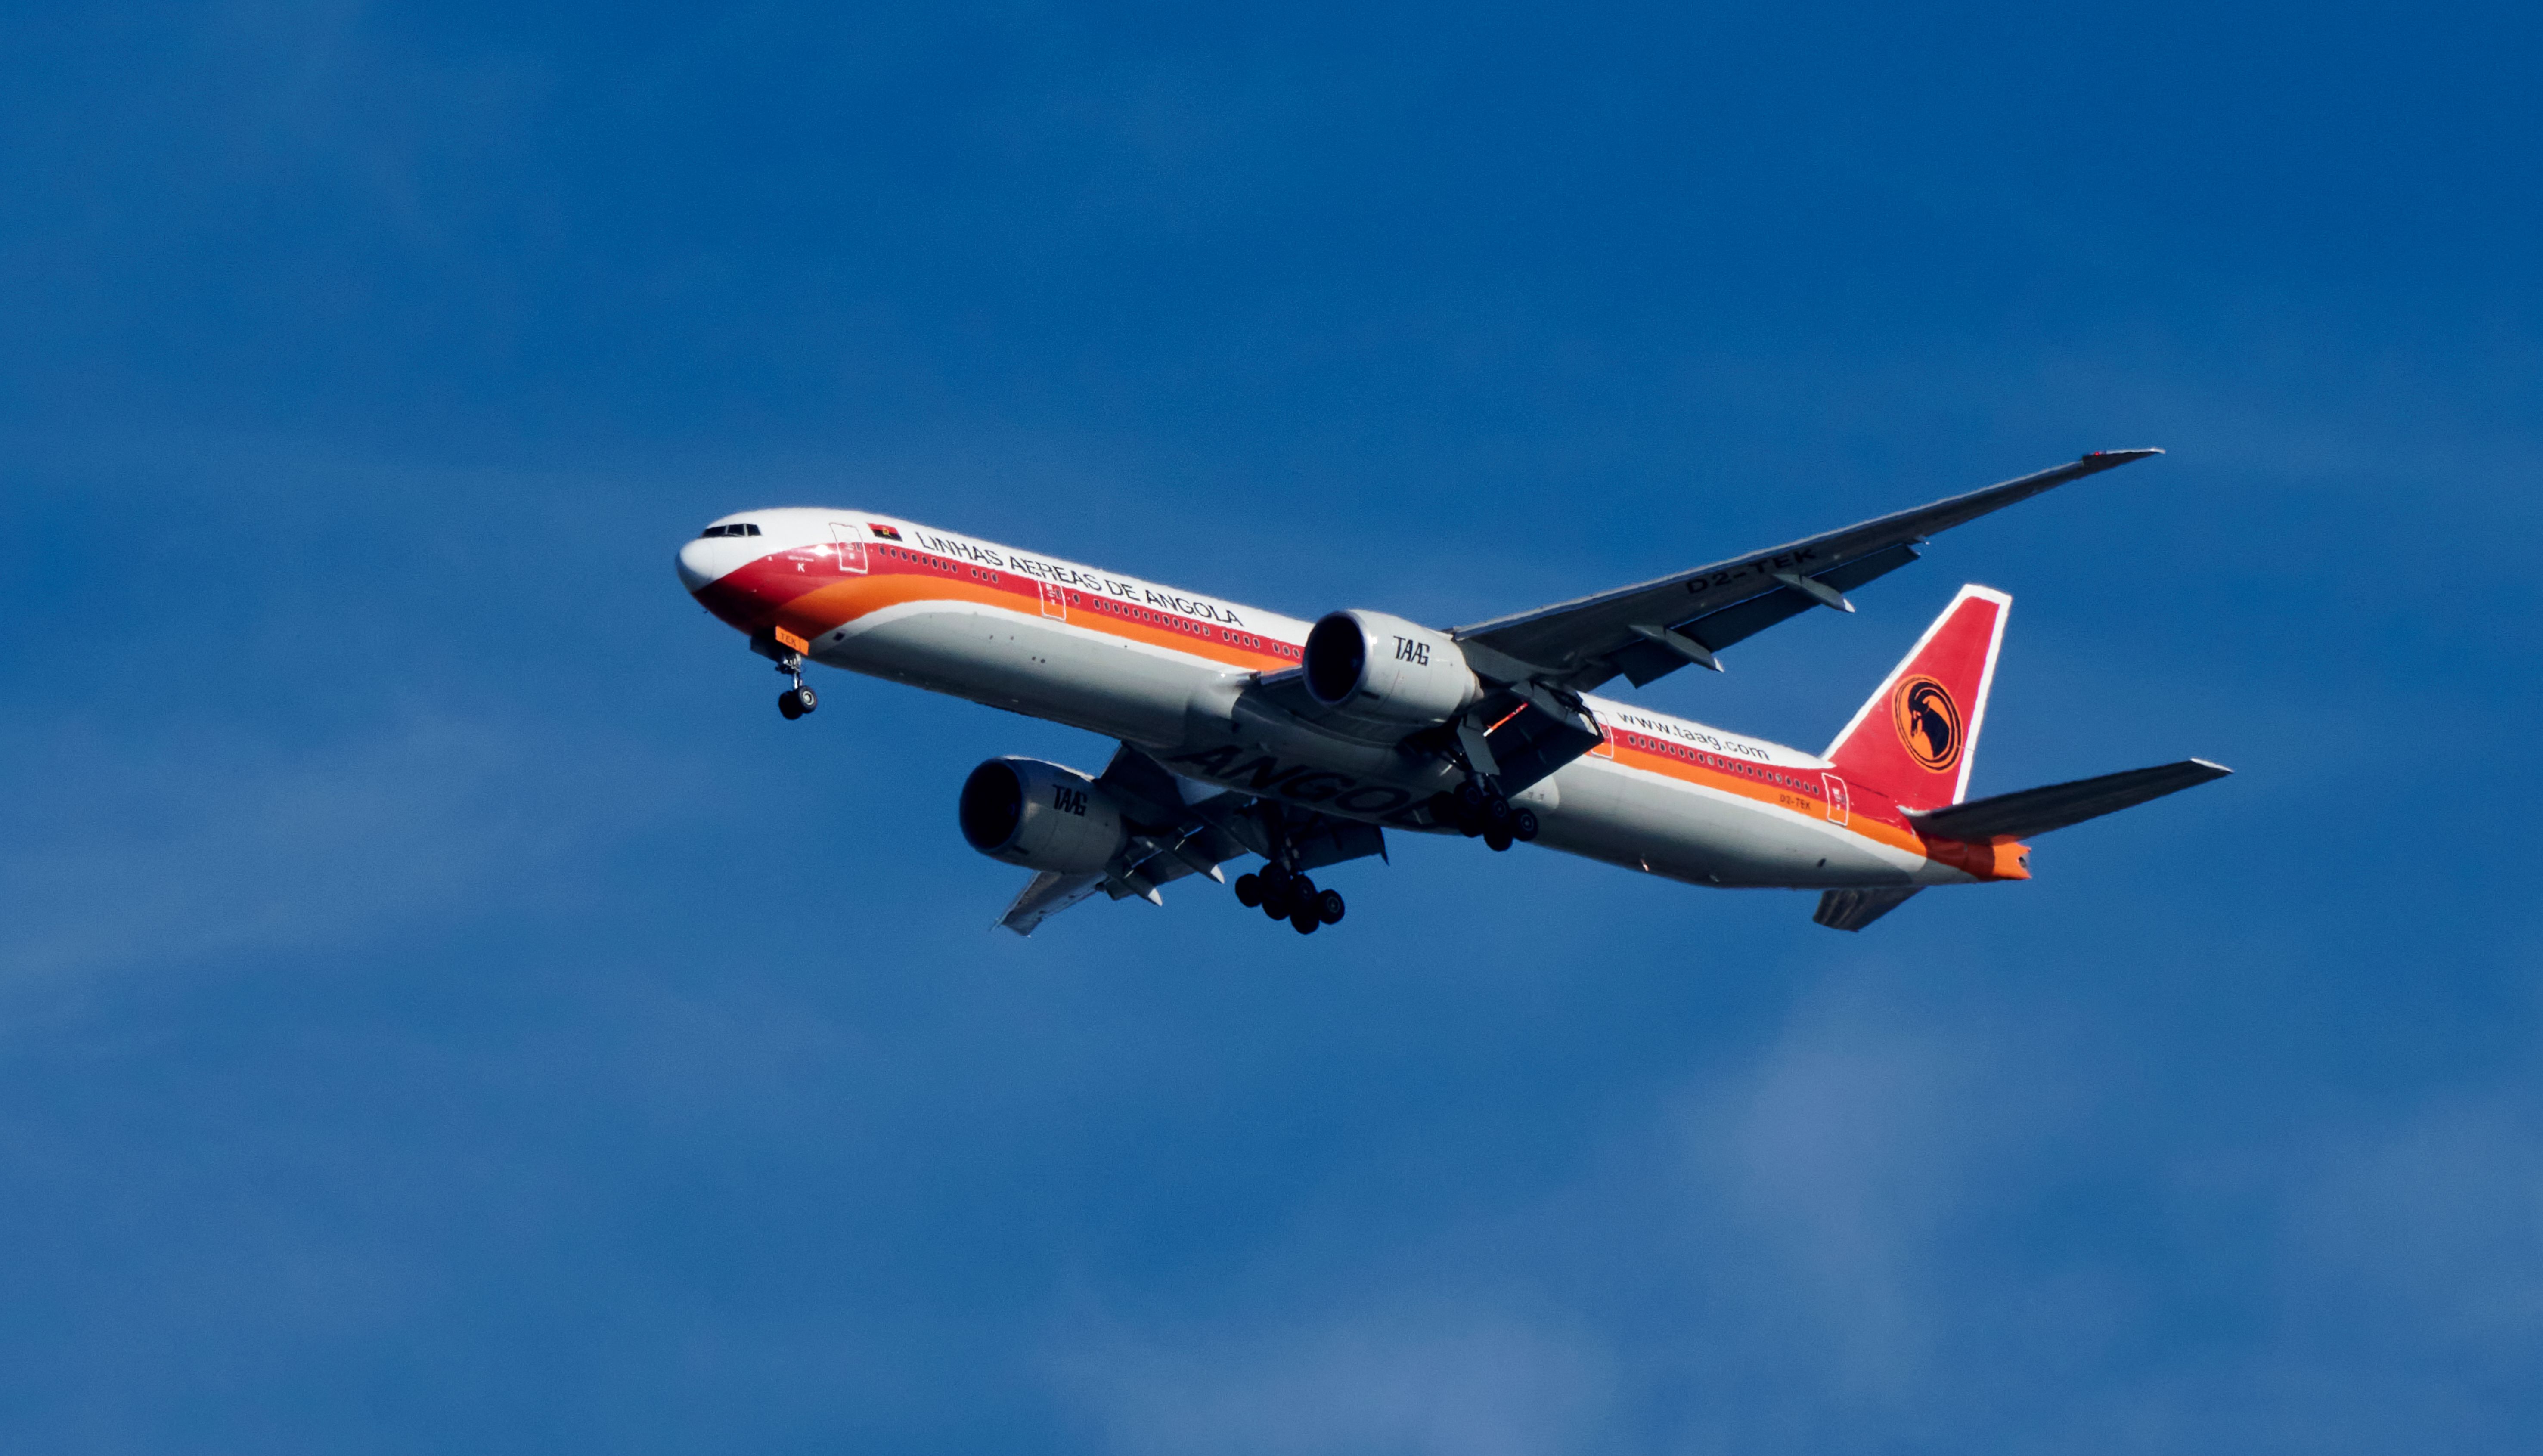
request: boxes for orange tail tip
[1823,584,2010,812]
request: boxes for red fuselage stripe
[698,546,2022,876]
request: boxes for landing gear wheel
[1233,873,1262,908]
[1483,793,1513,828]
[1259,870,1292,920]
[1485,826,1514,852]
[770,647,817,719]
[1510,807,1539,842]
[1316,889,1346,924]
[1289,900,1321,934]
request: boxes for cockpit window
[697,523,763,539]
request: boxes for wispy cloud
[1054,1303,1615,1456]
[0,709,672,997]
[1671,985,2044,1401]
[2286,1084,2543,1356]
[1043,979,2090,1453]
[1044,963,2543,1455]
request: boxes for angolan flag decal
[868,523,903,540]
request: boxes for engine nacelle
[1302,610,1486,725]
[957,757,1128,873]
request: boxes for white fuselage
[679,508,2010,892]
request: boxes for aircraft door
[828,523,870,575]
[1822,773,1850,825]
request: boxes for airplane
[674,450,2229,936]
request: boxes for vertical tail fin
[1823,585,2010,812]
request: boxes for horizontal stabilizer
[1814,886,1923,932]
[1908,759,2232,843]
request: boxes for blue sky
[2,2,2538,1451]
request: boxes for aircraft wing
[993,743,1386,935]
[998,871,1108,935]
[1453,450,2163,691]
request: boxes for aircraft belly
[812,604,1959,893]
[822,604,1219,747]
[1144,725,1462,823]
[1535,758,1916,889]
[817,605,1459,818]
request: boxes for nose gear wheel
[771,651,817,719]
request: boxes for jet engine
[1302,610,1486,725]
[958,757,1128,873]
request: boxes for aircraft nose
[676,536,729,593]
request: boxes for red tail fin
[1823,585,2010,811]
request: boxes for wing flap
[1290,815,1386,873]
[1613,542,1927,687]
[999,871,1107,935]
[1479,698,1607,792]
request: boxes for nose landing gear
[773,653,818,720]
[748,629,822,721]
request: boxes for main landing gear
[1229,808,1346,936]
[773,652,819,720]
[1431,781,1540,853]
[1233,866,1346,936]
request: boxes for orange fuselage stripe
[707,551,2024,877]
[709,545,1305,673]
[1599,730,2028,880]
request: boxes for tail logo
[1891,675,1963,772]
